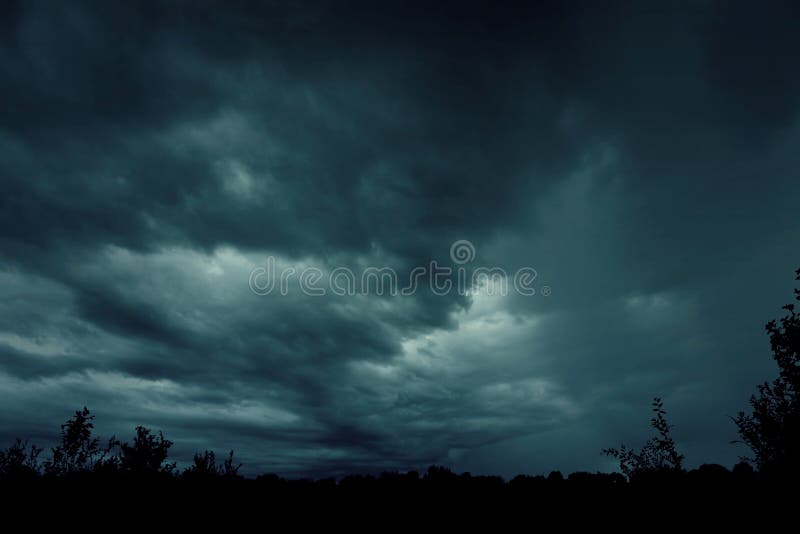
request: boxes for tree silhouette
[604,397,684,479]
[120,426,176,476]
[734,267,800,475]
[44,407,101,475]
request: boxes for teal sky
[0,0,799,477]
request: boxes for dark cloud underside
[1,0,799,477]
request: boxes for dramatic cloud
[1,0,799,477]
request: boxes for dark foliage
[0,439,42,480]
[603,397,684,480]
[0,410,790,522]
[735,268,800,475]
[44,406,101,475]
[183,450,242,480]
[119,426,176,477]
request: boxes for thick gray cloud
[1,0,799,477]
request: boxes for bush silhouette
[119,426,176,477]
[183,450,242,480]
[0,439,42,480]
[603,397,684,480]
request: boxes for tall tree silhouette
[45,407,100,475]
[734,267,800,474]
[604,397,684,479]
[44,407,118,475]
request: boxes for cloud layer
[1,0,799,477]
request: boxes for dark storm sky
[1,0,799,477]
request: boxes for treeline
[1,268,798,492]
[0,407,240,481]
[0,401,766,492]
[0,402,760,488]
